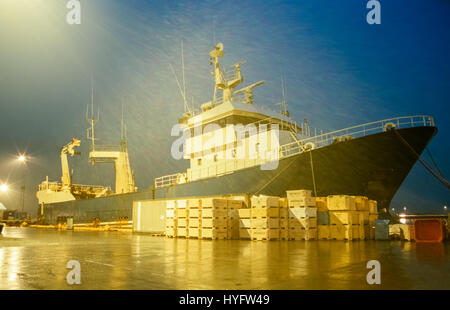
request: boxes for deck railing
[280,115,435,158]
[154,173,180,188]
[38,181,108,192]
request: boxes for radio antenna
[86,76,99,151]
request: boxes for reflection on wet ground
[0,227,449,289]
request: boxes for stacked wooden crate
[287,190,317,240]
[165,200,177,237]
[279,198,289,240]
[316,197,330,240]
[250,195,280,241]
[368,200,378,240]
[227,200,243,240]
[188,199,202,238]
[238,208,252,239]
[354,196,369,240]
[328,195,357,240]
[176,199,188,238]
[200,198,228,240]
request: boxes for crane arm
[61,138,81,188]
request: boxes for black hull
[43,126,437,224]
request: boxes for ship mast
[279,74,290,117]
[86,84,136,194]
[210,43,243,104]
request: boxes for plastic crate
[414,219,444,243]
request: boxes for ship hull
[42,126,437,224]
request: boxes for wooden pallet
[288,207,317,218]
[327,195,356,211]
[250,218,279,229]
[329,211,359,225]
[288,197,316,208]
[251,207,279,218]
[250,195,279,208]
[354,196,369,211]
[288,227,317,240]
[317,225,330,240]
[188,228,201,239]
[286,189,312,199]
[201,208,227,218]
[279,229,289,240]
[288,218,317,229]
[188,208,201,218]
[251,228,279,241]
[239,228,251,240]
[201,228,227,240]
[201,218,227,228]
[315,197,328,212]
[237,208,251,218]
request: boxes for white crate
[288,207,317,219]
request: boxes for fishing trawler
[41,43,437,224]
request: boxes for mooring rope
[309,150,318,197]
[394,130,450,190]
[254,155,301,195]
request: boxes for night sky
[0,0,449,214]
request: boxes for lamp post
[18,154,26,213]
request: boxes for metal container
[66,217,74,230]
[375,219,390,240]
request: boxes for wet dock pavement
[0,227,449,289]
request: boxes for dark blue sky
[0,0,449,214]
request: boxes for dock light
[0,184,8,192]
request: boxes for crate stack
[176,199,188,238]
[227,200,242,240]
[165,200,177,237]
[287,190,317,240]
[368,200,378,240]
[328,195,358,240]
[238,208,252,239]
[316,197,330,240]
[250,195,280,241]
[279,198,289,240]
[200,198,228,240]
[354,196,369,240]
[188,199,202,239]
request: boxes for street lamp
[17,154,27,213]
[444,205,448,212]
[403,206,407,212]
